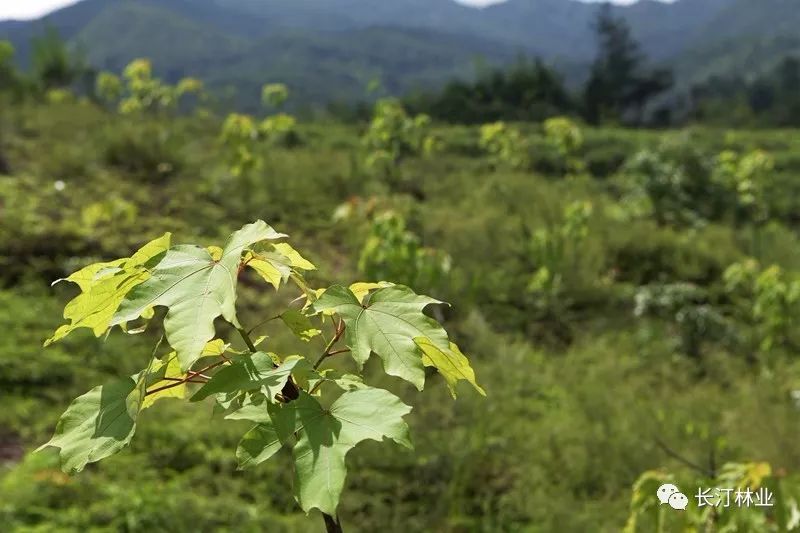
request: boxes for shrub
[103,123,183,181]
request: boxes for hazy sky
[0,0,656,21]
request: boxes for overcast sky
[0,0,655,21]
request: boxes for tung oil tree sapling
[219,83,299,210]
[543,116,585,175]
[95,58,203,116]
[479,121,529,170]
[362,98,438,180]
[333,196,452,294]
[723,259,800,353]
[38,221,485,532]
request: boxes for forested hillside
[2,0,799,106]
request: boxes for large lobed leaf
[312,284,449,389]
[113,221,285,370]
[37,378,138,473]
[234,388,412,515]
[236,423,283,470]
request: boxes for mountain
[1,0,798,107]
[673,0,800,83]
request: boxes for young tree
[0,41,20,95]
[38,221,485,533]
[583,3,672,124]
[30,28,85,92]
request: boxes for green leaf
[290,361,327,394]
[332,373,369,391]
[280,309,321,341]
[269,388,412,515]
[191,353,303,402]
[113,221,285,370]
[45,233,171,346]
[236,422,283,469]
[414,338,485,398]
[225,397,271,423]
[37,378,138,473]
[313,284,448,389]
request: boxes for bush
[528,138,566,175]
[606,222,741,285]
[583,143,629,178]
[103,123,183,181]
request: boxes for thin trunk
[323,513,343,533]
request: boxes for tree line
[688,56,800,127]
[406,4,672,127]
[406,3,800,128]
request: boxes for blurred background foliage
[3,10,800,532]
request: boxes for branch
[145,360,227,396]
[237,326,258,353]
[314,318,346,370]
[654,436,715,478]
[161,377,207,384]
[246,314,281,336]
[323,513,343,533]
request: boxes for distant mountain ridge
[1,0,797,107]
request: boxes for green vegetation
[4,47,800,531]
[689,56,800,127]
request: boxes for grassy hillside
[3,93,800,530]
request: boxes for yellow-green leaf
[45,233,171,346]
[414,338,485,398]
[273,242,315,270]
[349,281,393,303]
[245,250,289,289]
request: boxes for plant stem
[323,513,343,533]
[314,319,345,370]
[161,377,207,384]
[145,360,226,396]
[653,436,714,477]
[246,314,281,336]
[237,326,258,353]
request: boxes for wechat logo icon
[657,483,689,510]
